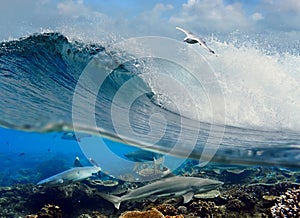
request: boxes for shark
[124,149,163,163]
[37,157,101,186]
[61,132,91,142]
[98,176,223,209]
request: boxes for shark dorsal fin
[183,192,194,203]
[74,157,83,167]
[148,195,158,202]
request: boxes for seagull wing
[192,35,205,44]
[176,27,193,37]
[194,36,215,54]
[176,27,202,42]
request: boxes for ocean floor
[0,165,299,218]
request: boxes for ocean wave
[1,32,300,168]
[0,32,148,131]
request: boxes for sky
[1,0,300,41]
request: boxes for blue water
[1,32,300,186]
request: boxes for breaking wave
[1,32,300,167]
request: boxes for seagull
[176,27,215,54]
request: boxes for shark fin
[74,157,83,167]
[183,192,194,203]
[98,192,122,210]
[148,195,158,202]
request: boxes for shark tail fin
[98,192,122,209]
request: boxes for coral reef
[188,200,225,217]
[119,208,164,218]
[26,204,62,218]
[0,166,299,217]
[155,204,178,215]
[270,187,300,217]
[78,211,108,218]
[119,207,186,218]
[165,216,184,218]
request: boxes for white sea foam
[142,38,300,131]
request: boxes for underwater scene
[1,1,300,218]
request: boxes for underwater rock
[270,187,300,217]
[26,204,62,218]
[119,208,164,218]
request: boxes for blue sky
[1,0,300,41]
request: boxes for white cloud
[153,3,174,12]
[257,0,300,31]
[1,0,300,42]
[57,0,89,18]
[251,13,264,21]
[138,3,174,21]
[116,3,175,37]
[56,0,112,23]
[263,0,300,13]
[169,0,259,33]
[168,0,300,33]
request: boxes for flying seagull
[176,27,215,54]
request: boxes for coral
[177,206,187,214]
[78,211,108,218]
[226,199,246,211]
[165,215,184,218]
[262,195,279,201]
[156,203,178,215]
[129,203,185,218]
[270,187,300,217]
[188,200,225,218]
[26,204,62,218]
[221,185,257,210]
[119,208,164,218]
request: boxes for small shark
[61,132,91,142]
[98,176,223,209]
[176,27,215,54]
[124,149,163,162]
[37,157,101,186]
